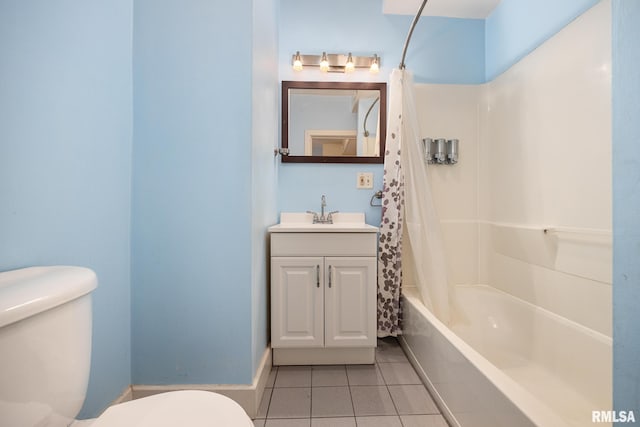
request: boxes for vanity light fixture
[292,51,303,71]
[291,52,382,73]
[345,52,355,73]
[319,52,330,72]
[370,54,380,74]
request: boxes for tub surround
[478,0,612,336]
[401,2,612,426]
[410,0,612,337]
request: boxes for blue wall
[251,0,279,376]
[612,0,640,418]
[0,0,133,418]
[132,0,256,385]
[277,0,484,226]
[485,0,599,80]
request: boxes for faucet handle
[306,210,320,223]
[327,211,339,223]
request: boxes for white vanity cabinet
[269,226,378,365]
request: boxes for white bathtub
[400,286,612,427]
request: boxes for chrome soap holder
[423,138,459,165]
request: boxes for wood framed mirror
[281,81,387,163]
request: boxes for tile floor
[254,338,449,427]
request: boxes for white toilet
[0,266,253,427]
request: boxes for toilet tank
[0,266,97,427]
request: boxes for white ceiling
[383,0,501,19]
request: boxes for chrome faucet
[307,195,338,224]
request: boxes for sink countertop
[269,212,379,233]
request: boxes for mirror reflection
[281,81,386,163]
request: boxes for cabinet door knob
[316,265,320,288]
[328,265,332,288]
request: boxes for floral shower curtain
[377,69,450,337]
[377,78,404,337]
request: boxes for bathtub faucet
[306,195,338,224]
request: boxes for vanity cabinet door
[271,257,324,348]
[324,257,377,348]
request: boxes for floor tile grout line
[264,366,277,420]
[381,340,408,427]
[309,367,313,421]
[384,373,401,420]
[272,385,314,388]
[381,341,419,426]
[258,387,272,420]
[344,363,358,425]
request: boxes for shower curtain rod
[399,0,430,69]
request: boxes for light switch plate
[357,172,374,189]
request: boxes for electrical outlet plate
[357,172,374,189]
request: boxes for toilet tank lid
[0,266,97,328]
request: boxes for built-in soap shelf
[543,226,612,246]
[484,221,612,284]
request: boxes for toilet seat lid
[90,390,253,427]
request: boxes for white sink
[269,212,378,233]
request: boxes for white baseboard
[130,346,272,419]
[111,385,133,405]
